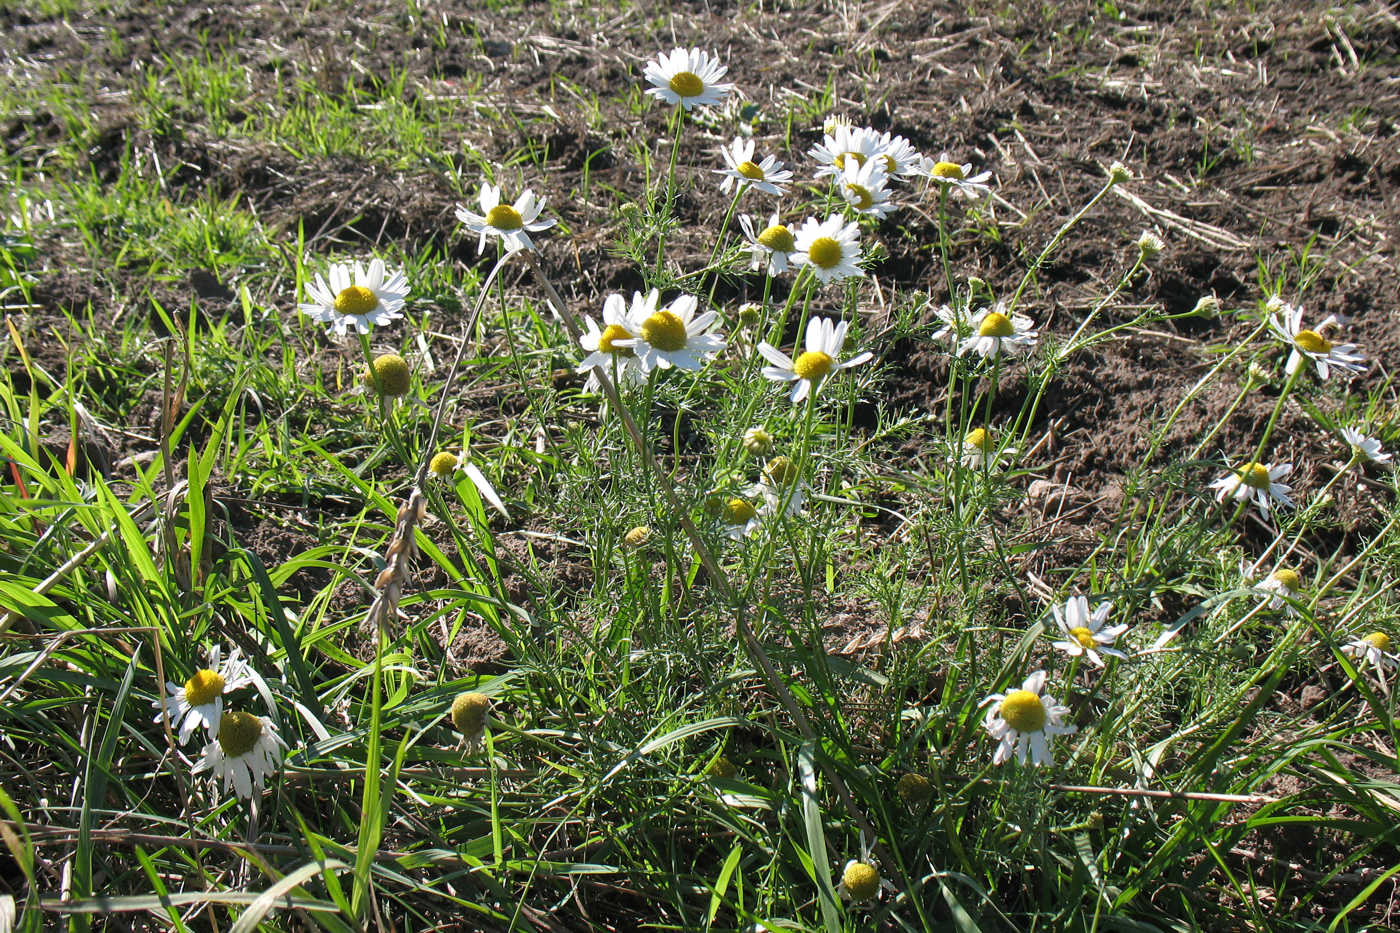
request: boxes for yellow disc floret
[844,183,874,211]
[722,498,757,525]
[668,71,704,98]
[366,353,412,397]
[706,755,738,779]
[833,151,866,171]
[1238,462,1272,489]
[793,350,835,381]
[964,428,991,452]
[743,427,774,456]
[764,455,797,486]
[429,452,458,477]
[999,690,1047,733]
[184,669,226,708]
[334,285,379,317]
[485,203,524,231]
[624,525,652,548]
[1269,568,1301,591]
[1294,329,1331,354]
[736,160,765,180]
[598,323,636,356]
[450,692,491,737]
[1068,626,1096,650]
[1363,632,1391,652]
[806,237,843,270]
[216,711,263,757]
[842,861,881,901]
[641,310,689,352]
[757,224,795,253]
[978,312,1015,338]
[897,772,933,805]
[932,161,965,180]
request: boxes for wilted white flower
[1050,595,1129,667]
[1241,558,1302,615]
[959,427,1016,470]
[1340,427,1391,465]
[916,154,992,199]
[739,212,798,276]
[1342,632,1397,677]
[957,302,1037,360]
[1136,230,1165,257]
[1267,302,1365,381]
[1210,460,1294,519]
[191,711,287,800]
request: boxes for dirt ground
[4,0,1400,924]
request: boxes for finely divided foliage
[3,11,1400,933]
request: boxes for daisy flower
[642,47,734,110]
[930,303,965,342]
[1051,595,1129,667]
[980,671,1077,767]
[1341,427,1391,465]
[836,833,894,903]
[454,182,555,255]
[713,137,791,196]
[959,427,1016,470]
[792,215,864,284]
[1241,559,1303,614]
[1210,460,1294,519]
[747,455,807,518]
[577,291,651,391]
[299,258,409,336]
[1267,302,1365,380]
[874,131,924,176]
[719,497,761,540]
[191,710,287,800]
[808,123,884,179]
[614,293,725,372]
[153,645,252,745]
[757,315,873,404]
[739,212,798,276]
[957,302,1037,360]
[917,154,993,199]
[1343,632,1398,677]
[837,158,896,220]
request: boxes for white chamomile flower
[299,258,409,337]
[1241,558,1303,615]
[454,182,555,255]
[959,427,1016,470]
[191,710,287,800]
[838,158,896,220]
[1267,302,1365,380]
[917,154,993,199]
[930,303,966,342]
[614,293,725,372]
[1051,595,1129,667]
[808,124,884,179]
[739,212,798,276]
[577,291,651,392]
[747,455,807,518]
[714,137,791,196]
[642,47,734,110]
[980,671,1077,767]
[836,833,894,903]
[874,131,924,177]
[1342,632,1398,677]
[1341,427,1391,465]
[1210,460,1294,520]
[757,315,873,404]
[719,497,762,540]
[153,645,253,745]
[792,215,864,284]
[958,302,1037,360]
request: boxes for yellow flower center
[999,689,1047,733]
[1068,626,1096,650]
[882,153,898,172]
[598,323,636,356]
[624,525,652,548]
[1363,632,1391,652]
[842,861,881,901]
[964,428,991,452]
[485,203,524,231]
[897,772,933,804]
[722,498,757,524]
[757,224,795,252]
[429,451,458,477]
[1294,329,1331,354]
[1269,568,1300,591]
[1238,462,1272,489]
[668,71,704,98]
[932,160,965,179]
[978,311,1015,338]
[793,350,834,381]
[451,692,491,736]
[806,236,843,270]
[845,183,874,211]
[764,455,796,486]
[184,669,226,708]
[640,310,689,352]
[215,711,263,757]
[736,160,765,180]
[333,285,379,317]
[833,151,865,171]
[366,353,411,396]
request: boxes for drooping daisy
[1136,230,1165,258]
[153,645,253,745]
[713,137,791,196]
[1342,632,1398,677]
[742,425,775,456]
[614,293,725,372]
[1241,559,1303,615]
[191,710,287,800]
[642,47,734,110]
[874,131,924,177]
[959,427,1017,470]
[1267,302,1365,380]
[747,455,807,518]
[792,215,864,284]
[1051,595,1129,667]
[980,671,1077,767]
[739,212,798,276]
[719,497,762,540]
[838,158,896,220]
[299,258,409,336]
[1341,427,1392,466]
[454,182,555,255]
[1210,460,1294,519]
[835,833,894,903]
[930,303,966,343]
[450,691,492,749]
[808,123,884,179]
[757,315,873,404]
[577,291,651,391]
[917,154,993,200]
[957,302,1037,360]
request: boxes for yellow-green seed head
[429,451,458,478]
[842,861,881,901]
[624,525,653,548]
[216,711,263,757]
[743,427,774,456]
[450,692,491,738]
[897,772,933,805]
[366,353,411,397]
[706,755,737,779]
